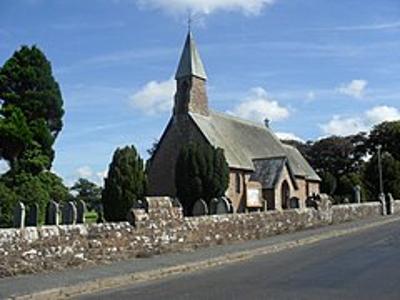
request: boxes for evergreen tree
[367,121,400,161]
[102,145,146,221]
[0,45,64,171]
[175,143,229,214]
[71,178,102,211]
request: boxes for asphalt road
[78,220,400,300]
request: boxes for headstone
[26,203,39,227]
[209,198,219,215]
[62,201,77,225]
[13,202,25,228]
[76,200,87,224]
[289,197,300,209]
[379,193,386,216]
[216,197,230,215]
[96,204,105,223]
[353,185,361,203]
[46,201,60,225]
[192,199,208,216]
[387,193,394,215]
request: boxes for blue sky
[1,0,399,186]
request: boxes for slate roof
[175,31,207,80]
[189,110,321,182]
[250,157,298,189]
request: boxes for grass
[85,211,98,224]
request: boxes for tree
[367,121,400,161]
[102,145,146,222]
[175,143,229,214]
[0,45,64,171]
[0,182,17,227]
[71,178,102,211]
[362,152,400,200]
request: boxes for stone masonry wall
[0,198,389,278]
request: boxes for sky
[0,0,399,186]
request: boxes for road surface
[78,219,400,300]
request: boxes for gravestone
[216,197,230,215]
[289,197,300,209]
[353,185,361,203]
[46,201,60,225]
[379,193,386,216]
[192,199,208,216]
[387,193,394,215]
[26,203,39,227]
[76,200,87,224]
[13,202,25,228]
[209,198,219,215]
[62,201,77,225]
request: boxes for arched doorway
[281,180,290,209]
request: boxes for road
[78,219,400,300]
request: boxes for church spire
[175,31,207,80]
[173,30,209,117]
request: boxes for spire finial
[187,11,192,32]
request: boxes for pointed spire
[175,31,207,80]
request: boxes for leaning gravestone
[62,201,77,225]
[13,202,25,229]
[76,200,87,224]
[353,185,361,203]
[215,197,230,215]
[387,193,394,215]
[209,198,219,215]
[379,193,386,216]
[26,203,39,227]
[192,199,208,216]
[46,200,60,225]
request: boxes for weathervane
[188,11,193,31]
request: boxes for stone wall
[0,197,390,278]
[331,202,382,224]
[393,200,400,215]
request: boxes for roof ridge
[209,110,267,129]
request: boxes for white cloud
[306,91,315,102]
[76,166,94,178]
[337,79,368,99]
[321,105,400,136]
[137,0,275,16]
[276,132,304,142]
[321,116,367,136]
[0,160,9,175]
[365,105,400,125]
[130,78,175,115]
[228,87,290,123]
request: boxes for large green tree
[362,152,400,200]
[71,178,102,211]
[102,145,146,222]
[175,143,229,214]
[367,121,400,161]
[0,45,64,171]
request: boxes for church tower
[174,31,209,116]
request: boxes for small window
[235,173,241,194]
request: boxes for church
[147,31,321,213]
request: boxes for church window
[235,173,241,194]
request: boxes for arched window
[235,173,241,194]
[281,180,290,209]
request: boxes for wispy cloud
[321,21,400,32]
[56,46,177,74]
[130,78,175,115]
[137,0,275,16]
[337,79,368,99]
[227,87,290,123]
[321,105,400,136]
[51,21,125,31]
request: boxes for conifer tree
[175,143,229,214]
[102,145,146,221]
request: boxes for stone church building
[147,31,321,212]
